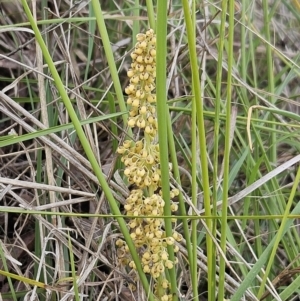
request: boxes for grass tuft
[1,0,300,300]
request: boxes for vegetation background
[0,0,300,300]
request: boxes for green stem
[181,0,212,299]
[213,0,228,297]
[156,1,178,299]
[167,106,194,296]
[218,0,234,299]
[262,0,276,162]
[146,0,156,30]
[191,0,199,299]
[132,0,140,44]
[257,164,300,299]
[91,0,129,128]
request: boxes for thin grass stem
[181,0,213,299]
[190,0,199,299]
[156,1,178,299]
[218,0,234,299]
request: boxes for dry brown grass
[1,0,300,300]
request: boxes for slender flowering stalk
[116,29,181,301]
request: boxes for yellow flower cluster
[116,188,181,273]
[124,29,158,139]
[117,29,180,301]
[117,140,161,189]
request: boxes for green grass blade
[218,0,235,299]
[257,166,300,298]
[0,113,125,147]
[231,200,300,300]
[156,1,178,298]
[181,0,213,299]
[91,0,128,127]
